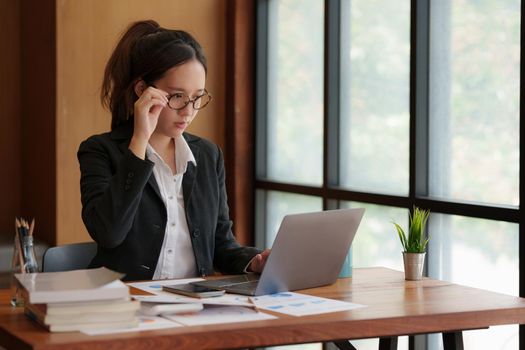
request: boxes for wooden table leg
[379,336,398,350]
[332,340,357,350]
[332,337,398,350]
[442,331,464,350]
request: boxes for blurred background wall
[0,0,229,245]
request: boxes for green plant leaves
[392,206,430,253]
[393,222,409,251]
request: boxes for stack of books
[15,267,140,332]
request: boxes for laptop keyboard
[225,280,260,295]
[192,274,260,289]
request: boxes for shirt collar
[146,136,197,175]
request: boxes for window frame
[254,0,524,348]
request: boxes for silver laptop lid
[254,208,365,296]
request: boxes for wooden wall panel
[0,0,21,240]
[21,0,56,245]
[56,0,227,244]
[225,0,256,245]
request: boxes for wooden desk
[0,267,524,350]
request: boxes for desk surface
[1,267,524,350]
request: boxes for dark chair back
[41,242,97,272]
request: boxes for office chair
[41,242,97,272]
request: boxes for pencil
[22,219,29,234]
[16,217,30,271]
[12,220,19,267]
[17,219,27,238]
[28,218,35,237]
[13,222,24,272]
[247,297,260,312]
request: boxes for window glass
[428,214,518,350]
[428,0,520,205]
[265,191,323,247]
[266,0,324,186]
[341,202,408,270]
[339,0,410,195]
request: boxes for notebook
[193,208,365,296]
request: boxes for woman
[78,20,269,281]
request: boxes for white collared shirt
[147,136,198,279]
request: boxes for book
[46,319,139,333]
[27,298,139,315]
[25,304,139,325]
[24,308,139,332]
[15,267,128,304]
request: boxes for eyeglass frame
[150,84,212,111]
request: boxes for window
[339,0,410,195]
[265,0,324,186]
[428,0,520,206]
[428,214,519,350]
[256,0,522,349]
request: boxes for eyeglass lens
[168,93,211,110]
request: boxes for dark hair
[101,20,208,130]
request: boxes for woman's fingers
[136,88,168,112]
[135,87,170,121]
[250,249,271,273]
[132,87,169,143]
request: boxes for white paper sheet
[249,292,365,316]
[132,293,254,307]
[82,315,182,335]
[164,305,277,326]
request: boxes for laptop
[192,208,365,296]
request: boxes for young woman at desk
[78,20,269,281]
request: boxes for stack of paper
[15,267,140,332]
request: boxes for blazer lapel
[111,123,198,204]
[182,135,200,208]
[147,169,162,200]
[182,162,196,209]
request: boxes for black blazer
[77,121,261,281]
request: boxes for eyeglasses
[167,90,212,111]
[151,85,212,111]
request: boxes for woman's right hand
[129,86,168,159]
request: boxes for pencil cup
[10,276,24,307]
[10,236,24,307]
[21,236,38,273]
[338,248,352,278]
[11,216,37,307]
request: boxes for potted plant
[393,207,430,280]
